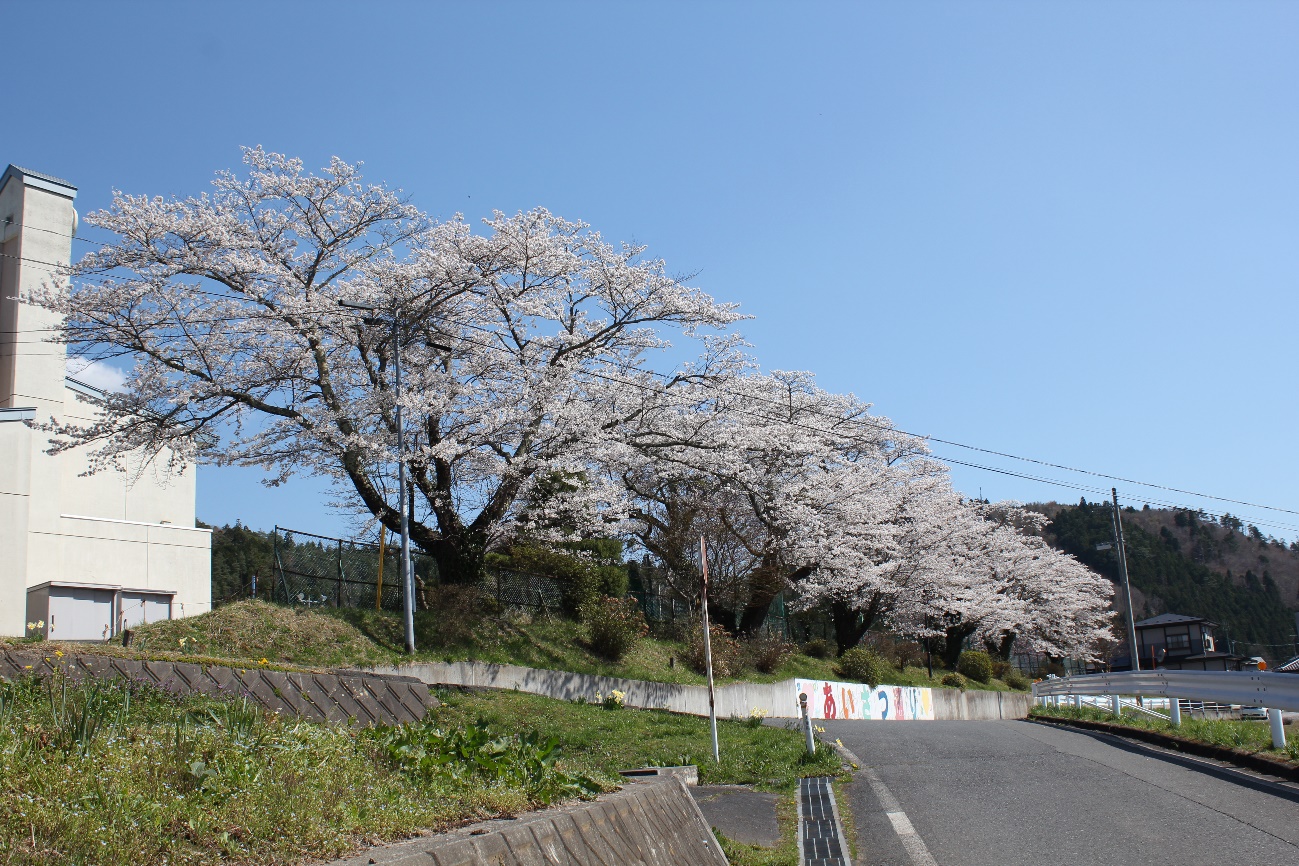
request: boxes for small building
[1131,613,1250,671]
[0,164,211,641]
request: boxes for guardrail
[1032,670,1299,712]
[1032,669,1296,748]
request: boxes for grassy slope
[0,674,838,865]
[1031,702,1299,765]
[94,600,1023,692]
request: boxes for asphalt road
[822,719,1299,866]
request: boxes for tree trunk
[941,623,978,669]
[831,600,879,655]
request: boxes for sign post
[700,535,720,764]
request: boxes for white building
[0,164,210,640]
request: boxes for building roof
[1275,656,1299,673]
[1134,612,1217,628]
[1,164,77,199]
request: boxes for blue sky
[7,1,1297,540]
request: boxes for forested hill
[1035,501,1299,663]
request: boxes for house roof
[1,164,77,199]
[1134,613,1217,628]
[1275,656,1299,673]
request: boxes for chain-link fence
[271,526,809,642]
[272,526,438,612]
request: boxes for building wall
[0,167,210,637]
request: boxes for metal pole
[375,529,387,611]
[800,692,816,756]
[700,535,719,764]
[396,327,416,655]
[1169,696,1181,727]
[1111,693,1122,717]
[1270,708,1286,749]
[1110,489,1140,671]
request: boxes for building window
[1166,633,1190,651]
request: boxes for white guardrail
[1032,670,1299,713]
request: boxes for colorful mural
[793,679,935,721]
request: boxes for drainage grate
[798,776,851,866]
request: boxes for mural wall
[793,678,935,721]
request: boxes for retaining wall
[329,775,728,866]
[0,648,437,726]
[372,660,1030,721]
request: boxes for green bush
[581,596,649,661]
[991,659,1012,680]
[941,671,967,689]
[801,638,834,659]
[744,632,794,674]
[957,650,994,683]
[687,620,744,678]
[834,648,892,687]
[1004,669,1030,691]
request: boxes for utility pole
[1110,488,1140,671]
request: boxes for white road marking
[862,767,939,866]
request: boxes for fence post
[336,540,344,608]
[1073,694,1081,710]
[1169,697,1181,727]
[1270,708,1286,749]
[1111,693,1122,717]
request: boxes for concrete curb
[1027,715,1299,787]
[325,775,729,866]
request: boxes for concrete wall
[0,165,210,637]
[374,661,1032,721]
[330,775,728,866]
[931,687,1032,720]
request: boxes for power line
[4,241,1296,527]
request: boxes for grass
[432,689,842,789]
[0,672,838,865]
[18,599,1028,694]
[1031,702,1299,765]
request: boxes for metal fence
[271,526,809,642]
[272,526,439,612]
[1032,668,1299,712]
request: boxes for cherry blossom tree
[36,148,744,583]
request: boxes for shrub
[991,659,1012,681]
[860,632,925,669]
[744,632,794,673]
[835,648,893,687]
[801,638,834,659]
[941,672,967,689]
[957,650,994,683]
[581,596,648,661]
[687,619,744,678]
[1004,669,1030,691]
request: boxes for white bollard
[1270,708,1286,750]
[1111,693,1122,717]
[1073,694,1082,710]
[1169,697,1181,727]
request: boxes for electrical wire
[3,240,1297,530]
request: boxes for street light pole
[341,299,442,656]
[393,327,416,655]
